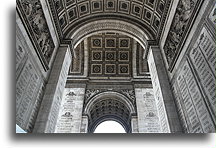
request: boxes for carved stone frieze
[17,0,55,67]
[164,0,201,68]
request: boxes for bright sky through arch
[94,121,126,133]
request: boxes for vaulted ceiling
[47,0,204,71]
[17,0,203,73]
[48,0,172,40]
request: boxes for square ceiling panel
[88,33,133,77]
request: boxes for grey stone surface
[135,88,161,133]
[169,23,216,133]
[16,0,216,133]
[131,116,138,133]
[33,46,72,133]
[163,0,216,133]
[175,61,215,132]
[16,13,47,132]
[80,116,88,133]
[147,46,182,133]
[208,4,216,28]
[189,27,216,115]
[55,88,85,133]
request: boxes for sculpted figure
[213,8,216,23]
[165,42,176,63]
[22,1,33,17]
[181,0,192,10]
[32,9,46,32]
[32,9,42,25]
[170,31,180,45]
[180,0,194,22]
[173,13,180,29]
[21,0,54,63]
[43,40,51,59]
[38,32,48,48]
[213,8,216,16]
[181,9,191,22]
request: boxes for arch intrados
[84,91,136,115]
[73,30,143,49]
[65,19,153,50]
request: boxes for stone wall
[163,0,216,133]
[16,0,59,132]
[16,15,46,132]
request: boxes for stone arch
[64,19,154,50]
[83,91,136,133]
[62,11,159,40]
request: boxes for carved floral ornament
[17,0,55,69]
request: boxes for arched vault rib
[64,19,155,59]
[66,20,153,49]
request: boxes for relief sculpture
[164,0,198,66]
[19,0,55,64]
[213,8,216,23]
[209,4,216,27]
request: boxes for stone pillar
[131,116,138,133]
[33,45,72,133]
[80,115,89,133]
[54,87,86,133]
[147,46,182,133]
[135,88,161,133]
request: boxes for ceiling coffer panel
[88,33,133,78]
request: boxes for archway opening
[65,25,150,133]
[94,121,126,133]
[85,92,136,133]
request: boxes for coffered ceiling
[48,0,172,39]
[88,33,132,78]
[68,32,149,79]
[17,0,204,73]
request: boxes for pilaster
[33,45,72,133]
[147,46,182,133]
